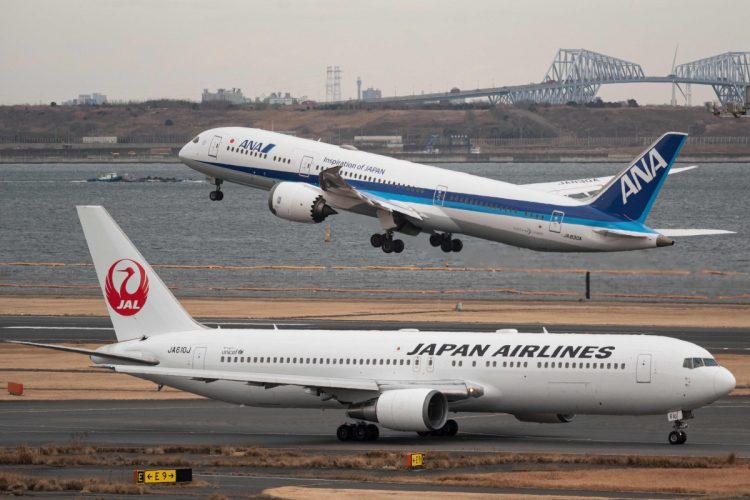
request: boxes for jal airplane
[178,129,732,254]
[9,206,735,444]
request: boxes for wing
[319,166,424,221]
[524,166,698,198]
[101,364,482,402]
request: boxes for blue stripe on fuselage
[199,159,656,234]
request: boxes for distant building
[268,92,295,105]
[362,87,382,100]
[202,88,246,104]
[63,92,107,106]
[353,135,403,150]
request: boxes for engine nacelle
[268,182,337,223]
[513,413,575,424]
[347,388,448,432]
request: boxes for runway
[2,314,750,353]
[1,397,748,456]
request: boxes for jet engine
[346,388,448,431]
[268,182,337,223]
[513,413,575,423]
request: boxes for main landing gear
[430,233,462,253]
[417,419,459,437]
[337,422,380,442]
[208,179,224,201]
[370,232,405,254]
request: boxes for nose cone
[178,142,190,163]
[714,368,736,397]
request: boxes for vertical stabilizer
[588,132,687,222]
[77,206,204,341]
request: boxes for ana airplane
[9,206,736,444]
[178,129,732,254]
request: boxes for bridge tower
[503,49,645,105]
[675,52,750,107]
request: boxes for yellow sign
[406,452,424,469]
[134,468,192,484]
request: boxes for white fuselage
[97,329,733,416]
[179,127,663,252]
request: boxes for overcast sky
[1,0,747,105]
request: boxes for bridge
[348,49,750,108]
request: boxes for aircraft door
[433,185,448,206]
[192,346,207,370]
[298,155,313,177]
[636,353,652,383]
[208,135,222,158]
[549,210,564,233]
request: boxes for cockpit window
[192,136,200,143]
[683,357,718,369]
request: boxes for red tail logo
[105,259,149,316]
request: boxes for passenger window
[220,356,224,362]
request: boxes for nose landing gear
[370,232,405,253]
[667,410,692,445]
[430,233,462,253]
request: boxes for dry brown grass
[0,444,743,471]
[399,466,750,497]
[0,471,145,494]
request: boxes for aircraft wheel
[370,233,384,248]
[429,234,442,247]
[417,431,431,437]
[668,430,682,445]
[354,424,369,441]
[209,191,217,201]
[216,191,224,201]
[678,430,687,444]
[337,424,353,442]
[451,239,463,252]
[440,240,452,253]
[366,424,379,441]
[382,239,394,253]
[393,239,405,253]
[444,419,459,436]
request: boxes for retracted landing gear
[208,178,224,201]
[370,232,405,254]
[416,419,459,437]
[429,233,462,253]
[337,422,380,442]
[667,410,692,445]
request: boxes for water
[0,162,747,302]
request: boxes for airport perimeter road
[1,315,749,353]
[0,398,748,457]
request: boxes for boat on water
[87,173,123,182]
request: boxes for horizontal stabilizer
[593,228,651,238]
[4,340,159,365]
[524,165,697,198]
[656,229,736,237]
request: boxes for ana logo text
[104,259,149,316]
[620,147,668,205]
[238,139,276,154]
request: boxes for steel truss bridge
[353,49,750,107]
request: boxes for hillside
[1,102,747,143]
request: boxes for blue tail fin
[589,132,687,222]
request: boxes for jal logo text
[620,147,667,205]
[104,259,149,316]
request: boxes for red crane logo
[105,259,149,316]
